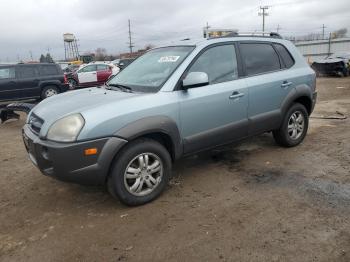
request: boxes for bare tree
[94,48,107,61]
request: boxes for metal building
[294,37,350,62]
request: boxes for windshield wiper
[107,83,133,93]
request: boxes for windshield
[108,46,194,92]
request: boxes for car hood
[30,87,145,134]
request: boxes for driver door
[178,44,249,153]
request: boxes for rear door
[239,42,293,135]
[96,64,112,85]
[77,64,97,85]
[15,65,40,99]
[0,66,17,101]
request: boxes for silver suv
[23,33,317,205]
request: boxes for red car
[67,63,119,89]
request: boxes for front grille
[29,113,44,135]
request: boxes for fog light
[84,148,98,156]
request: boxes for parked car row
[0,58,134,103]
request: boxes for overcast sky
[0,0,349,62]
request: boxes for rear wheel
[273,103,309,147]
[107,138,171,206]
[41,85,59,99]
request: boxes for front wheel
[273,103,309,147]
[108,138,172,206]
[41,85,59,99]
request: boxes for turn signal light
[84,148,98,156]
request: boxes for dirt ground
[0,77,349,262]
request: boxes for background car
[66,63,119,89]
[0,63,69,102]
[311,52,350,77]
[115,58,135,70]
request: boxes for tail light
[63,74,68,84]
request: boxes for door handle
[281,81,293,88]
[229,91,244,99]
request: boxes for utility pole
[29,50,33,61]
[322,24,326,40]
[276,24,281,33]
[259,6,269,35]
[203,22,211,38]
[128,19,134,54]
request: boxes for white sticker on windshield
[158,56,180,63]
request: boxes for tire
[107,138,172,206]
[67,78,78,90]
[273,103,309,147]
[41,85,59,99]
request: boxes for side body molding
[114,116,183,159]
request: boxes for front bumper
[22,124,127,185]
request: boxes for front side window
[79,65,96,73]
[240,43,281,76]
[188,44,238,85]
[0,67,15,79]
[108,46,194,92]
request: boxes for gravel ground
[0,77,349,262]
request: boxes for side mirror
[182,72,209,89]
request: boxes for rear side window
[97,64,109,71]
[39,65,58,76]
[188,44,238,85]
[79,65,97,73]
[0,67,15,79]
[240,43,281,76]
[17,66,37,78]
[274,44,295,68]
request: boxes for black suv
[0,63,69,102]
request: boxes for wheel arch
[281,84,313,116]
[114,116,183,161]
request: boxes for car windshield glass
[108,46,194,92]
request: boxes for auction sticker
[158,56,180,63]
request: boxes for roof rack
[210,31,283,39]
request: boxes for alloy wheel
[124,153,163,197]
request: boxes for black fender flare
[114,116,183,159]
[280,84,313,117]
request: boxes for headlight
[47,114,85,142]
